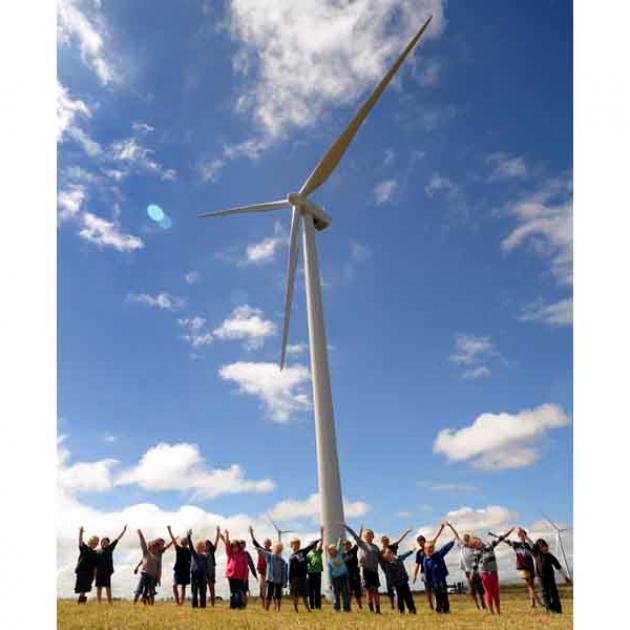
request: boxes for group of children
[73,520,571,615]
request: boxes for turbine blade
[541,512,560,531]
[299,15,433,197]
[198,199,289,219]
[279,207,302,369]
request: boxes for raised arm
[249,526,261,550]
[115,524,128,543]
[317,526,324,551]
[446,521,462,543]
[304,538,321,555]
[214,525,220,549]
[492,527,514,548]
[78,526,84,549]
[392,527,412,547]
[342,523,366,550]
[187,529,198,560]
[133,559,142,574]
[163,539,174,552]
[430,522,446,545]
[137,529,148,555]
[399,550,414,562]
[167,525,178,548]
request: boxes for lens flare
[147,204,165,222]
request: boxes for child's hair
[273,542,284,554]
[327,544,337,554]
[535,538,548,548]
[100,536,110,545]
[424,542,435,553]
[290,537,301,547]
[264,538,273,547]
[364,529,374,537]
[380,535,390,543]
[416,535,426,544]
[88,535,99,546]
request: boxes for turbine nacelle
[287,193,331,231]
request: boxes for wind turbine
[266,513,293,543]
[541,512,572,580]
[199,15,434,549]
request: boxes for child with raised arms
[166,525,190,605]
[327,536,351,612]
[74,526,99,604]
[288,534,321,612]
[528,536,571,613]
[473,527,514,615]
[381,546,416,614]
[343,523,381,614]
[186,529,209,608]
[306,527,324,610]
[379,528,412,609]
[250,526,288,612]
[204,527,220,607]
[95,524,127,604]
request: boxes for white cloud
[449,334,498,380]
[286,342,307,356]
[425,171,458,198]
[177,316,214,348]
[58,0,117,85]
[486,152,528,181]
[184,271,201,284]
[213,305,277,350]
[383,148,395,166]
[101,434,117,444]
[433,403,570,470]
[239,221,286,265]
[350,240,371,263]
[373,178,398,205]
[227,0,445,140]
[268,493,371,523]
[132,122,154,134]
[58,184,86,222]
[57,82,102,157]
[127,292,185,311]
[109,137,176,181]
[502,176,572,287]
[116,442,275,500]
[58,442,117,494]
[518,298,573,327]
[443,505,519,533]
[218,361,311,423]
[79,212,144,252]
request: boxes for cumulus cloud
[58,0,117,85]
[268,493,371,523]
[58,439,117,494]
[78,212,144,252]
[433,403,570,470]
[240,221,286,266]
[486,152,528,181]
[227,0,445,140]
[218,361,311,422]
[373,178,398,205]
[213,305,277,350]
[518,297,573,327]
[177,316,214,348]
[418,480,479,493]
[116,443,275,500]
[443,504,519,533]
[127,292,185,311]
[185,271,201,284]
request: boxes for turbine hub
[287,192,303,206]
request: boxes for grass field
[58,584,572,629]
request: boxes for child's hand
[186,529,192,537]
[79,525,84,532]
[133,567,138,574]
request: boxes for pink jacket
[225,542,249,580]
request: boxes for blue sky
[57,0,572,594]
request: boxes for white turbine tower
[199,16,434,549]
[542,512,572,580]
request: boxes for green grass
[58,584,572,629]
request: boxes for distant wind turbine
[541,512,572,580]
[266,513,293,543]
[199,15,434,549]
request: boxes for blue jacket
[254,546,288,586]
[423,541,454,585]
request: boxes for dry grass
[58,584,572,629]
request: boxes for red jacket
[225,542,249,580]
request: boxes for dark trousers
[191,576,207,608]
[541,577,562,613]
[308,572,322,609]
[229,578,245,609]
[394,581,416,613]
[266,581,283,602]
[332,574,351,611]
[433,579,450,613]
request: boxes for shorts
[173,569,190,586]
[362,568,380,589]
[94,572,112,588]
[519,569,533,581]
[349,572,363,598]
[74,570,94,594]
[290,575,308,597]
